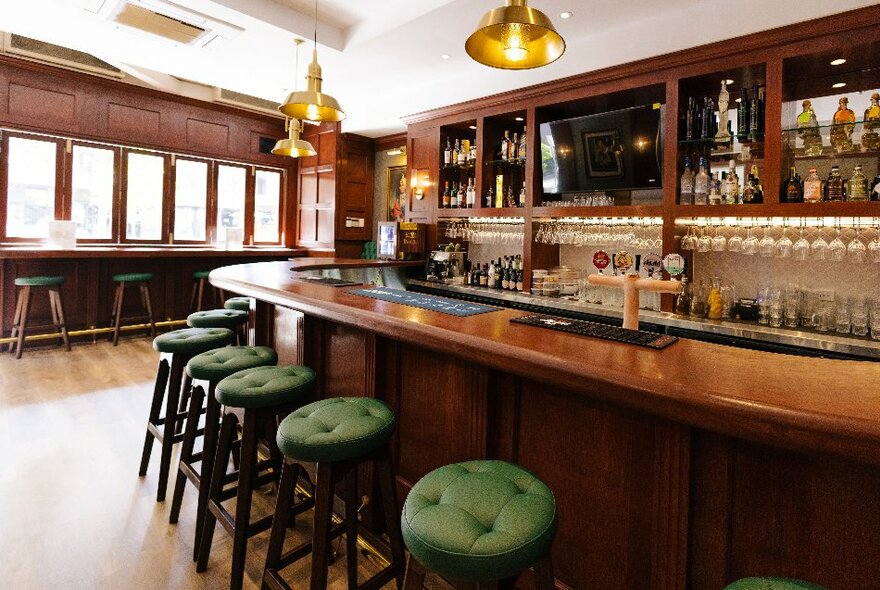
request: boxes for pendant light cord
[313,0,318,48]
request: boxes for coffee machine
[426,250,467,283]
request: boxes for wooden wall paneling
[374,132,407,153]
[661,78,680,311]
[272,306,303,367]
[185,118,230,154]
[107,103,161,143]
[650,421,690,590]
[485,370,520,463]
[763,57,784,205]
[406,128,439,219]
[335,133,374,242]
[318,321,375,398]
[8,82,76,127]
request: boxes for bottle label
[803,182,821,202]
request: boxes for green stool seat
[276,397,395,463]
[187,309,248,329]
[193,270,211,280]
[402,460,557,583]
[216,365,314,410]
[725,579,828,590]
[187,346,278,383]
[224,296,250,312]
[152,327,234,356]
[113,272,153,283]
[14,275,65,287]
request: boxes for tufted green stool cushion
[15,275,65,287]
[276,397,395,463]
[724,578,828,590]
[152,327,234,356]
[187,309,248,329]
[216,365,314,410]
[187,346,278,383]
[224,296,251,312]
[193,270,211,280]
[401,460,557,583]
[113,272,153,283]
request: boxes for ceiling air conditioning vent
[2,33,124,78]
[112,2,205,44]
[215,88,283,118]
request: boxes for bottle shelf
[484,157,527,167]
[441,163,477,171]
[675,201,880,217]
[438,207,525,218]
[532,205,665,218]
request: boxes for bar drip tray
[296,276,362,287]
[511,314,679,349]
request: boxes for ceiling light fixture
[441,53,452,60]
[273,40,316,158]
[832,82,847,88]
[386,146,406,156]
[465,0,565,70]
[278,0,345,122]
[560,11,572,19]
[830,58,847,66]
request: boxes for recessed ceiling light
[441,53,451,60]
[560,11,572,19]
[724,79,734,85]
[830,58,847,66]
[832,82,847,88]
[514,116,524,121]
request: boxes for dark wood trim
[374,132,408,153]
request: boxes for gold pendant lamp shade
[279,48,346,122]
[465,0,565,70]
[272,119,317,158]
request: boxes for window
[6,136,57,238]
[71,145,115,240]
[125,152,165,241]
[173,159,208,242]
[216,164,246,242]
[254,169,282,243]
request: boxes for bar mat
[297,276,362,287]
[349,287,499,317]
[511,314,678,349]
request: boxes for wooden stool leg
[310,461,335,590]
[189,280,198,312]
[344,467,359,588]
[111,282,125,346]
[169,383,206,524]
[376,451,406,581]
[532,554,555,590]
[193,386,222,561]
[263,460,301,587]
[14,286,32,359]
[402,555,428,590]
[50,288,71,351]
[140,357,170,476]
[197,411,239,572]
[176,374,193,435]
[8,288,25,354]
[141,283,156,338]
[196,278,206,312]
[157,354,184,502]
[229,409,260,590]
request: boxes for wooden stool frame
[8,283,71,359]
[110,280,156,346]
[402,553,555,590]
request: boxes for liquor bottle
[500,131,510,161]
[679,157,695,205]
[782,166,803,203]
[444,138,452,166]
[803,167,822,203]
[708,173,722,205]
[501,262,510,290]
[694,157,709,205]
[442,181,450,208]
[479,264,489,287]
[750,83,764,141]
[685,97,697,141]
[495,183,504,208]
[505,186,516,208]
[494,258,503,290]
[469,142,477,163]
[516,263,524,292]
[518,127,527,160]
[722,160,739,204]
[741,172,755,204]
[485,187,494,208]
[847,165,869,201]
[458,140,468,166]
[750,165,763,204]
[824,166,845,201]
[449,182,458,208]
[700,97,711,140]
[519,181,526,208]
[872,174,880,201]
[511,133,519,160]
[452,140,460,166]
[737,87,749,142]
[466,178,476,208]
[487,259,496,288]
[457,181,465,208]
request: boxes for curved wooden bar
[287,257,424,271]
[0,246,302,259]
[212,260,880,590]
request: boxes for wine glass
[711,225,727,252]
[848,228,867,263]
[743,227,759,256]
[727,227,743,253]
[775,228,793,258]
[793,227,810,261]
[697,226,711,253]
[811,229,828,261]
[869,228,880,263]
[681,226,696,251]
[759,227,776,258]
[829,228,846,262]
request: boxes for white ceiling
[0,0,876,138]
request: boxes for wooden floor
[0,337,422,589]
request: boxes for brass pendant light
[278,0,346,122]
[465,0,565,70]
[273,39,317,158]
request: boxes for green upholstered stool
[224,296,251,312]
[197,365,316,590]
[401,460,558,589]
[190,269,224,312]
[725,578,828,590]
[186,309,248,345]
[8,275,70,359]
[138,327,234,503]
[262,397,405,590]
[109,271,155,346]
[169,346,278,561]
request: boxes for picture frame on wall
[386,165,407,222]
[583,129,623,177]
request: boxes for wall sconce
[411,169,430,200]
[387,145,406,156]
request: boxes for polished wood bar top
[0,246,304,259]
[212,261,880,463]
[288,257,425,271]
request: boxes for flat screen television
[540,104,663,195]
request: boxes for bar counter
[213,260,880,589]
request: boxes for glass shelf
[781,120,880,158]
[442,163,476,171]
[484,157,527,167]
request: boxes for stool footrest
[273,522,346,571]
